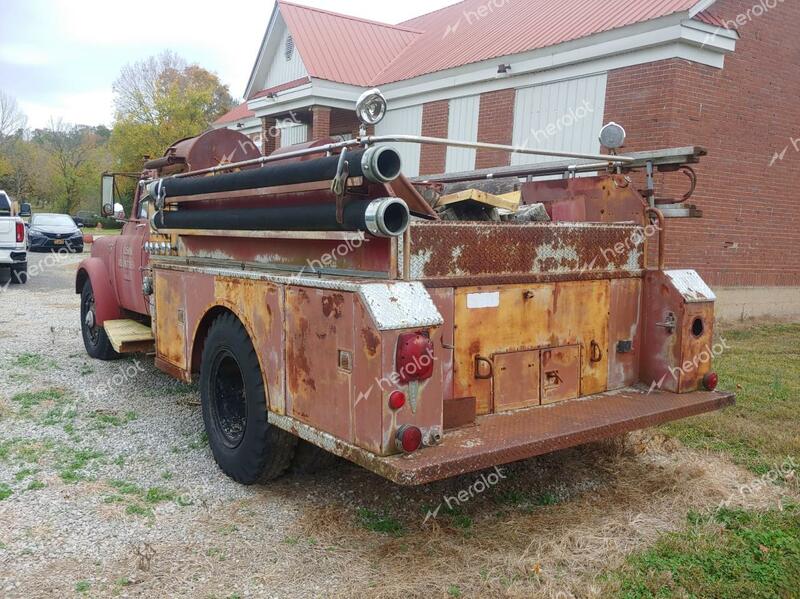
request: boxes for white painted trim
[244,4,281,99]
[246,11,737,120]
[688,0,719,18]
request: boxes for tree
[110,51,235,173]
[0,91,27,138]
[33,120,111,214]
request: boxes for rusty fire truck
[77,89,734,486]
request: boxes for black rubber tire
[10,263,27,284]
[80,279,120,360]
[291,440,339,475]
[200,312,297,484]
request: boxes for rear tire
[80,279,120,360]
[200,312,296,484]
[10,263,27,285]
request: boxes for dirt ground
[0,252,796,599]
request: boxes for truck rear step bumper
[269,386,734,486]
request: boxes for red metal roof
[375,0,704,84]
[277,0,422,86]
[214,101,255,126]
[245,0,716,97]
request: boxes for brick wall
[311,106,332,140]
[603,0,800,287]
[419,100,450,175]
[475,88,516,170]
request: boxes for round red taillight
[388,390,406,410]
[395,425,422,453]
[703,372,718,391]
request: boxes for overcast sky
[0,0,456,129]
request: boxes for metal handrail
[151,135,634,182]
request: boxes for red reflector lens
[388,390,406,410]
[703,372,718,391]
[15,222,24,243]
[396,425,422,453]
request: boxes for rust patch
[321,293,345,319]
[361,327,380,358]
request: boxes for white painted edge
[666,269,717,303]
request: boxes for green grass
[10,388,66,412]
[606,324,800,597]
[661,324,800,474]
[356,507,405,536]
[608,506,800,598]
[0,483,12,501]
[75,580,90,594]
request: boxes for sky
[0,0,457,129]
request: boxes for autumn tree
[32,120,112,214]
[110,51,235,172]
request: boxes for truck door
[114,189,149,315]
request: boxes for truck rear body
[77,109,733,486]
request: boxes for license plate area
[53,239,65,245]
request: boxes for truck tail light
[396,331,434,384]
[388,390,406,410]
[703,372,718,391]
[395,425,422,453]
[16,222,24,243]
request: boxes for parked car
[72,210,100,228]
[0,190,28,284]
[27,213,84,253]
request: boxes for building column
[261,116,280,156]
[419,100,450,175]
[311,106,332,140]
[475,89,516,170]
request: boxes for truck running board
[103,319,155,354]
[269,386,734,486]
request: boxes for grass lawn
[662,323,800,475]
[605,323,800,597]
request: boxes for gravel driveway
[0,250,794,599]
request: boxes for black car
[27,213,84,253]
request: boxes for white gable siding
[265,24,308,89]
[445,95,480,173]
[375,105,423,177]
[511,74,607,166]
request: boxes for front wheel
[200,312,296,484]
[80,279,119,360]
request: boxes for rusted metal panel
[541,346,580,404]
[269,387,735,486]
[493,350,540,412]
[179,234,392,277]
[678,303,715,393]
[443,397,476,429]
[608,277,642,390]
[641,270,716,394]
[408,222,645,285]
[154,270,188,371]
[352,300,385,454]
[427,287,455,401]
[454,280,610,415]
[285,287,354,442]
[521,175,647,224]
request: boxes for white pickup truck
[0,190,29,285]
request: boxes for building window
[285,35,294,61]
